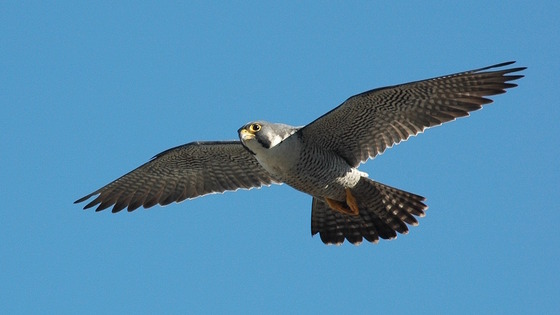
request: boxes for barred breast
[256,134,363,201]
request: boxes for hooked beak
[238,128,255,141]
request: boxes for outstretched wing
[74,141,279,212]
[298,62,526,167]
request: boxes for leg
[345,188,359,215]
[325,189,359,216]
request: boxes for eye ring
[249,123,261,132]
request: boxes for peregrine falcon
[75,61,525,245]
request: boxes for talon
[325,189,359,216]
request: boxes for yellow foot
[325,189,359,216]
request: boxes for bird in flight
[75,61,525,245]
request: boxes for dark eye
[250,123,261,132]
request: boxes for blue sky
[2,1,558,314]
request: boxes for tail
[311,177,428,245]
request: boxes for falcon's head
[238,121,299,154]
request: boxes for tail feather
[311,177,428,245]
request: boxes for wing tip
[74,194,93,204]
[476,61,527,74]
